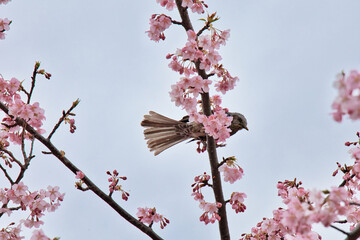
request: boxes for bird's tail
[141,111,189,155]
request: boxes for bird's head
[227,112,248,135]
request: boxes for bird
[141,111,248,155]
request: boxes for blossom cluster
[332,70,360,122]
[0,17,11,39]
[156,0,207,14]
[218,157,247,213]
[241,177,360,240]
[148,2,240,143]
[146,14,172,42]
[169,75,211,112]
[65,118,76,133]
[191,173,222,224]
[218,157,244,184]
[0,182,63,239]
[136,207,169,229]
[106,170,129,201]
[166,29,238,142]
[229,192,246,214]
[0,76,46,146]
[167,29,229,78]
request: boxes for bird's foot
[216,143,227,148]
[196,141,207,153]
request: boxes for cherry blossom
[218,157,244,184]
[0,0,11,4]
[156,0,175,11]
[136,207,169,229]
[106,170,129,200]
[30,229,50,240]
[0,183,63,239]
[0,18,11,39]
[75,171,85,179]
[146,14,172,42]
[191,108,233,142]
[229,192,247,214]
[199,201,222,224]
[332,70,360,122]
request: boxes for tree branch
[174,1,230,239]
[346,223,360,240]
[0,163,14,185]
[47,99,80,140]
[0,101,163,240]
[26,62,40,104]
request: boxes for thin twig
[197,22,210,37]
[27,62,40,104]
[0,146,23,168]
[47,99,80,140]
[8,206,22,211]
[330,224,349,236]
[28,137,35,160]
[20,126,27,160]
[218,157,227,168]
[171,20,182,25]
[0,163,14,185]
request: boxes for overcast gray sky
[1,0,360,239]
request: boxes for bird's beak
[244,126,249,131]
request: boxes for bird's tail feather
[141,111,189,155]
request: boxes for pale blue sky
[1,1,360,239]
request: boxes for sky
[1,0,360,239]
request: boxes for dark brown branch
[197,22,211,37]
[27,62,40,104]
[346,223,360,240]
[175,1,230,239]
[0,102,163,240]
[0,146,23,168]
[8,206,22,211]
[171,20,182,25]
[0,163,14,184]
[330,224,349,236]
[20,126,27,161]
[47,99,80,140]
[218,157,227,168]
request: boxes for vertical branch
[174,1,230,239]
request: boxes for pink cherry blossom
[136,207,169,229]
[199,201,222,224]
[212,95,222,106]
[195,108,233,142]
[0,18,10,31]
[30,229,50,240]
[230,192,247,213]
[190,2,205,14]
[218,159,244,184]
[181,0,193,8]
[198,34,212,50]
[331,70,360,122]
[75,171,85,179]
[156,0,175,10]
[0,0,11,4]
[146,14,172,42]
[46,186,61,202]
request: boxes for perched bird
[141,111,248,155]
